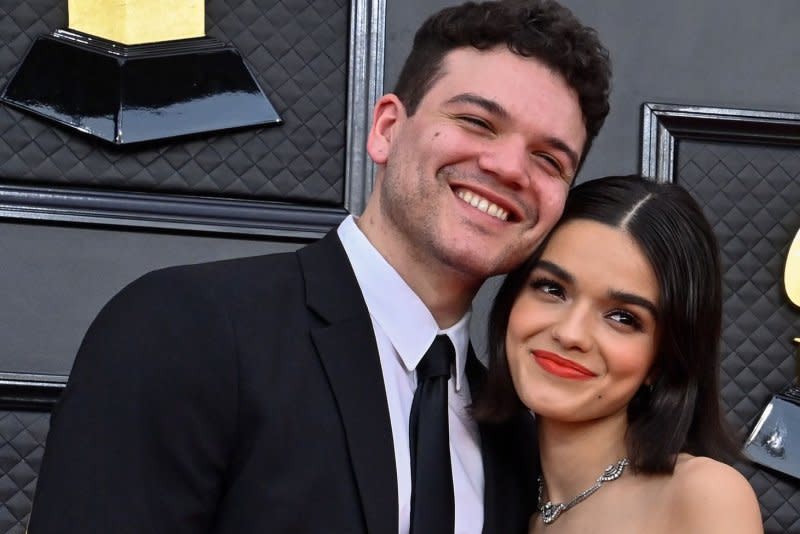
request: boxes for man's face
[365,46,587,284]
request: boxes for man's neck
[355,214,480,329]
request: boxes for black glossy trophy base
[0,29,282,145]
[743,384,800,480]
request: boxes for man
[28,1,610,533]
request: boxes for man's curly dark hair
[393,0,611,165]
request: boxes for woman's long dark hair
[473,175,740,473]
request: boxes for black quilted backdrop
[678,139,800,533]
[0,0,348,205]
[0,410,48,534]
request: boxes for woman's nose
[550,305,593,353]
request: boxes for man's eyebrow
[445,93,510,120]
[446,93,581,172]
[544,136,580,175]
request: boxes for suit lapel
[298,231,397,534]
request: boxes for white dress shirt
[338,215,484,534]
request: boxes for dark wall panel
[677,136,800,533]
[0,0,348,204]
[0,222,301,375]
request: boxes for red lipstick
[532,350,596,380]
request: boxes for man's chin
[437,248,519,282]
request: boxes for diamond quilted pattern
[678,139,800,532]
[0,410,50,534]
[0,0,348,205]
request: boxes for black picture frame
[640,102,800,182]
[0,372,64,534]
[0,372,65,409]
[0,0,387,241]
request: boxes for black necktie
[409,334,455,534]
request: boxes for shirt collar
[337,215,471,390]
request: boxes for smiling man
[29,2,611,533]
[362,46,588,326]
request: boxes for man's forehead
[429,46,568,101]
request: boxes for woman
[475,175,763,533]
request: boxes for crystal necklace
[537,458,630,525]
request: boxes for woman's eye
[530,278,565,299]
[607,310,642,330]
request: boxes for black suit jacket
[29,231,538,533]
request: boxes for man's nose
[477,136,530,190]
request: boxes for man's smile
[455,188,510,221]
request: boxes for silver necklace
[537,458,629,525]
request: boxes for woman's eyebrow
[535,260,573,284]
[608,289,658,318]
[537,259,658,318]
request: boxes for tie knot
[417,335,454,380]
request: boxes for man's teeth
[456,190,509,221]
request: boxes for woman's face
[505,219,659,424]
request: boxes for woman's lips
[532,350,597,380]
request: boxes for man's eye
[534,152,566,177]
[458,115,493,131]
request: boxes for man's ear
[366,94,406,165]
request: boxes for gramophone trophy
[743,228,800,478]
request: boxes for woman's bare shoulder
[666,455,763,533]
